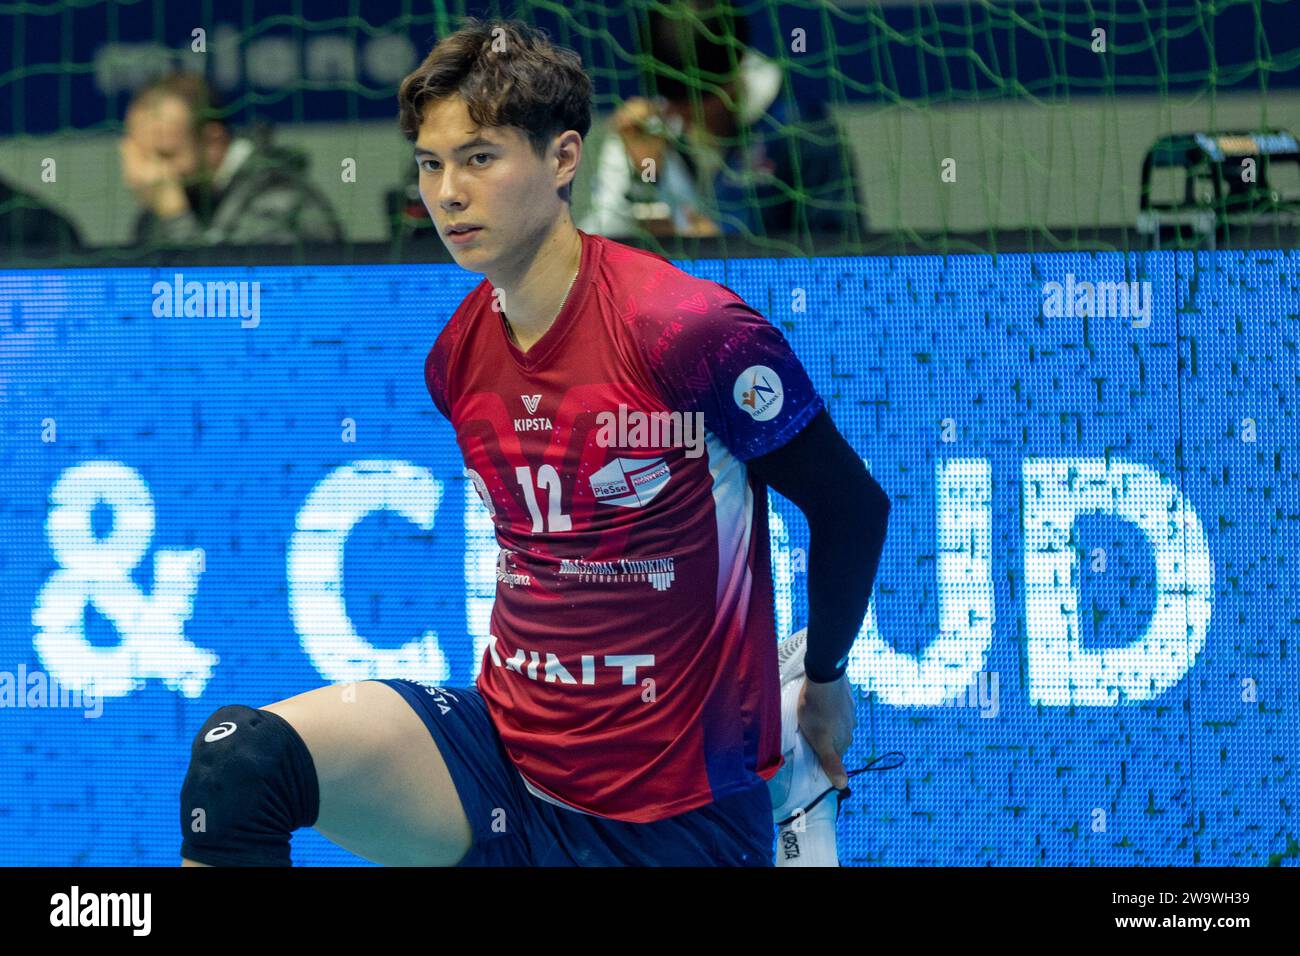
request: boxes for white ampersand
[33,461,218,698]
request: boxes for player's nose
[437,167,468,209]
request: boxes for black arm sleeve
[747,409,890,683]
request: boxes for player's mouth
[446,224,483,245]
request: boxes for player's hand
[680,207,721,237]
[798,672,856,790]
[612,96,668,174]
[119,131,190,219]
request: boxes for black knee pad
[180,704,320,866]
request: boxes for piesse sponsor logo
[589,456,671,508]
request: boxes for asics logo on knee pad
[181,705,320,865]
[204,721,237,742]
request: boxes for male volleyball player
[179,16,890,867]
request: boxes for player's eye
[418,155,489,172]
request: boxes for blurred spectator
[580,2,866,240]
[120,72,343,246]
[0,175,82,255]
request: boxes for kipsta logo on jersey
[734,365,784,421]
[515,393,552,432]
[589,456,671,508]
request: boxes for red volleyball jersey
[424,228,826,822]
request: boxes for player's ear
[553,129,582,196]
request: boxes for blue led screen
[0,249,1295,865]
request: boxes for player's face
[414,95,568,273]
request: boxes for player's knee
[180,704,320,866]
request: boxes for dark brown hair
[130,71,226,132]
[398,17,592,201]
[644,1,750,103]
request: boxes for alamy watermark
[942,671,1000,718]
[594,403,705,459]
[152,272,261,328]
[1042,274,1151,328]
[49,886,150,935]
[0,665,102,718]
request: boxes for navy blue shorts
[375,678,775,867]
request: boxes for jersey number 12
[515,464,572,532]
